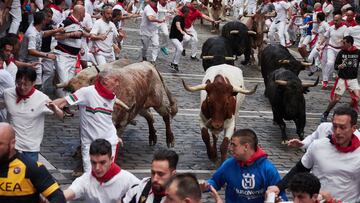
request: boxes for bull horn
[56,82,69,88]
[275,80,288,86]
[230,30,239,34]
[278,59,290,64]
[182,79,206,92]
[233,84,258,95]
[202,55,214,60]
[302,76,320,88]
[115,98,130,110]
[224,56,236,60]
[301,58,315,67]
[248,30,257,35]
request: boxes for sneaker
[182,50,186,56]
[321,81,328,90]
[320,112,328,123]
[150,61,156,66]
[170,63,179,72]
[160,47,169,56]
[142,57,147,61]
[190,56,200,61]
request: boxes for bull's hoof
[149,136,157,146]
[166,133,175,148]
[129,120,137,126]
[207,149,217,162]
[167,141,175,148]
[281,140,289,145]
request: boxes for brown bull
[57,61,177,147]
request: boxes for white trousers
[233,5,244,19]
[269,21,286,46]
[323,47,339,81]
[82,142,117,173]
[94,51,115,65]
[54,50,77,97]
[170,38,183,65]
[41,58,55,93]
[183,26,198,58]
[9,0,21,34]
[159,23,169,48]
[141,34,160,62]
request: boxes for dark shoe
[321,81,328,90]
[190,56,200,61]
[142,57,147,61]
[160,47,169,56]
[150,61,156,66]
[170,63,179,72]
[320,112,328,123]
[182,50,186,56]
[63,107,74,117]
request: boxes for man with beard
[0,123,66,203]
[90,4,121,65]
[122,150,178,203]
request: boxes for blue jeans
[21,151,39,162]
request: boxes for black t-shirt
[335,48,360,79]
[169,15,185,42]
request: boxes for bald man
[54,5,90,116]
[0,123,66,203]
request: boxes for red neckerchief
[16,86,35,103]
[68,15,81,25]
[330,77,359,112]
[329,133,360,153]
[237,146,268,167]
[149,3,158,13]
[159,1,167,7]
[117,2,125,7]
[5,56,15,65]
[48,4,62,13]
[334,21,346,30]
[91,163,121,184]
[345,18,357,27]
[94,79,116,100]
[314,7,322,13]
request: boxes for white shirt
[157,2,168,21]
[4,88,53,151]
[123,177,165,203]
[322,2,334,22]
[140,5,159,36]
[51,8,65,26]
[302,122,332,149]
[69,169,140,203]
[19,24,43,62]
[273,1,290,22]
[113,4,128,15]
[4,61,18,80]
[344,25,360,49]
[90,18,119,53]
[302,137,360,202]
[0,70,15,122]
[325,24,347,48]
[65,85,118,145]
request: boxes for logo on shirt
[13,167,21,174]
[242,173,255,189]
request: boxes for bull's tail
[154,68,178,117]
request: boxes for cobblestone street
[40,18,351,202]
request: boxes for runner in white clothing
[90,4,120,65]
[267,106,360,202]
[140,0,165,63]
[0,52,15,122]
[344,15,360,49]
[64,139,140,203]
[268,0,291,46]
[53,68,122,173]
[322,0,333,22]
[157,0,173,56]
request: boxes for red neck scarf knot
[5,56,15,65]
[16,87,35,103]
[94,79,115,100]
[48,4,62,13]
[237,146,268,167]
[330,133,360,153]
[91,162,121,184]
[150,4,158,13]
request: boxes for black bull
[260,44,313,88]
[265,68,319,143]
[201,21,255,71]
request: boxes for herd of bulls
[56,21,319,163]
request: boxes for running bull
[182,64,257,162]
[260,44,313,87]
[266,68,319,143]
[201,21,256,71]
[56,61,178,147]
